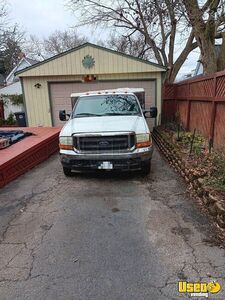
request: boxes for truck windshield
[72,94,141,117]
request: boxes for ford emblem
[99,140,110,146]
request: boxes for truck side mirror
[59,110,67,121]
[150,107,157,118]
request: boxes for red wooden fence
[162,70,225,148]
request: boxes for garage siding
[49,81,156,127]
[18,44,165,77]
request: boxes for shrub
[208,153,225,192]
[1,94,23,106]
[6,113,16,125]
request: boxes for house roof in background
[194,45,221,77]
[25,57,39,65]
[0,80,21,94]
[6,56,39,83]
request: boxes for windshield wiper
[102,112,138,116]
[75,113,101,117]
[75,112,139,117]
[101,112,127,116]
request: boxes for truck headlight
[136,133,152,148]
[59,136,73,150]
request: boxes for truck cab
[59,88,157,176]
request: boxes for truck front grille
[73,134,135,152]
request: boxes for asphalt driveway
[0,149,224,300]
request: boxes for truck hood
[60,115,149,136]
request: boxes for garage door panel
[50,81,155,127]
[54,97,71,106]
[54,104,71,111]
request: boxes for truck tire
[63,167,72,176]
[141,161,151,175]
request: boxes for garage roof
[16,43,166,77]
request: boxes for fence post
[209,75,217,145]
[186,82,191,131]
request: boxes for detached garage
[17,43,166,127]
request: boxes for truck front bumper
[59,147,153,171]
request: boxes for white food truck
[58,88,157,176]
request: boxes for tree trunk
[164,31,198,83]
[217,33,225,71]
[197,32,217,74]
[165,66,179,83]
[183,0,219,75]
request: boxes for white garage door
[50,80,156,127]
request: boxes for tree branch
[167,29,198,82]
[135,0,163,65]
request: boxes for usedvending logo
[178,280,221,298]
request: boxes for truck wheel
[141,161,151,175]
[63,167,72,176]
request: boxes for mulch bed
[152,126,225,233]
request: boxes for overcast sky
[7,0,199,79]
[7,0,109,40]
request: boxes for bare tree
[107,33,153,60]
[0,0,8,31]
[0,2,25,75]
[67,0,198,82]
[44,29,87,56]
[24,29,88,60]
[1,25,25,74]
[23,35,46,61]
[183,0,225,73]
[0,0,8,75]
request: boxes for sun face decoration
[207,281,221,294]
[82,55,95,69]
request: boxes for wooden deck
[0,127,60,188]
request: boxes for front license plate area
[98,161,113,170]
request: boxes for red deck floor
[0,127,60,188]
